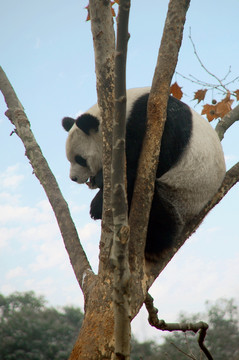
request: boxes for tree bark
[129,0,191,270]
[111,1,131,358]
[69,1,116,358]
[0,66,94,296]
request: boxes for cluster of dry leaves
[170,82,239,122]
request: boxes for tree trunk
[69,277,115,360]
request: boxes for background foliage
[0,292,83,360]
[1,292,238,359]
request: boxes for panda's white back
[158,108,226,218]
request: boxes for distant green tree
[1,294,239,360]
[130,336,160,360]
[0,291,84,360]
[206,299,239,359]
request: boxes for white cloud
[0,192,21,205]
[24,276,56,298]
[0,227,21,248]
[0,284,15,295]
[6,266,25,279]
[29,240,68,272]
[22,223,59,245]
[0,204,39,224]
[0,164,24,189]
[78,222,100,240]
[0,199,56,226]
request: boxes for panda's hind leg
[145,183,184,261]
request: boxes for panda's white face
[63,113,102,187]
[66,125,102,186]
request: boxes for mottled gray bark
[111,1,131,359]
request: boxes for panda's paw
[90,189,103,220]
[90,207,102,220]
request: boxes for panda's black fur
[125,93,192,255]
[62,87,225,259]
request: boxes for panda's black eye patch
[75,155,87,167]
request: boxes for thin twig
[170,341,197,360]
[189,28,230,93]
[176,72,239,98]
[176,29,239,100]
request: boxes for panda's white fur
[65,88,151,184]
[62,87,226,257]
[158,108,225,219]
[65,105,102,185]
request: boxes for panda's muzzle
[86,176,97,189]
[86,169,103,190]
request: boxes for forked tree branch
[144,293,213,360]
[0,66,94,295]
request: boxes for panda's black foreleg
[90,188,103,220]
[94,168,103,189]
[90,169,104,220]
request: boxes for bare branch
[182,161,239,241]
[129,0,190,267]
[198,328,213,360]
[88,0,116,272]
[0,66,94,295]
[145,161,239,287]
[215,104,239,140]
[176,31,239,99]
[111,1,131,358]
[145,293,213,360]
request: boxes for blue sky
[1,0,239,342]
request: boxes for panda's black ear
[62,117,75,132]
[76,114,99,135]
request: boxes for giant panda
[62,87,226,259]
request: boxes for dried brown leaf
[201,104,217,122]
[170,82,183,100]
[193,89,207,104]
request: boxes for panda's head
[62,105,102,188]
